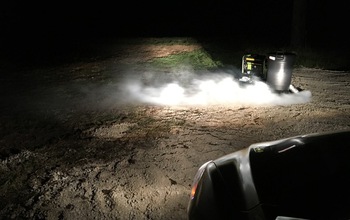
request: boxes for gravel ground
[1,40,350,220]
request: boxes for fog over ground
[70,66,312,109]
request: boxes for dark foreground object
[188,130,350,220]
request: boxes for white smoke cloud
[121,68,312,107]
[31,67,311,115]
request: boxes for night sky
[1,0,349,66]
[1,1,348,38]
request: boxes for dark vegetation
[1,0,349,72]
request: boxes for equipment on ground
[240,52,299,93]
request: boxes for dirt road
[1,41,350,219]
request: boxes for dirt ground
[1,40,350,220]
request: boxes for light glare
[123,69,312,107]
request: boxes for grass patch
[147,49,223,70]
[113,37,199,46]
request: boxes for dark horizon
[1,1,347,42]
[1,0,349,70]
